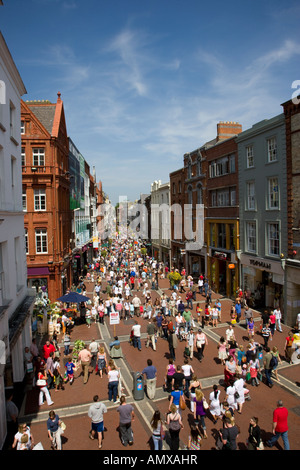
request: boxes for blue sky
[1,0,300,204]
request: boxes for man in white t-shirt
[131,321,142,350]
[225,324,236,343]
[132,295,141,316]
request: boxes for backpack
[270,354,278,369]
[169,413,181,431]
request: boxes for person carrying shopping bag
[37,364,54,407]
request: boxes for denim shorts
[92,421,104,433]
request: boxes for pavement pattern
[12,277,300,451]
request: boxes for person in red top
[266,400,290,450]
[43,341,56,360]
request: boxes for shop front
[207,248,238,298]
[241,254,284,310]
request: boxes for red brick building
[21,92,72,302]
[205,123,242,296]
[170,121,242,293]
[170,167,185,270]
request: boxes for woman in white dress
[209,384,221,424]
[234,376,249,414]
[225,378,237,410]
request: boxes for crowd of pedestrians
[7,234,296,451]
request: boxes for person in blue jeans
[108,365,120,402]
[266,400,290,450]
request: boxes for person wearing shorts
[88,395,107,449]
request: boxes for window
[268,177,279,209]
[229,154,235,173]
[188,186,193,205]
[246,145,254,168]
[197,184,203,205]
[230,189,236,206]
[172,182,176,195]
[217,223,226,249]
[209,162,216,178]
[217,189,229,206]
[22,186,27,211]
[197,156,202,176]
[267,137,277,162]
[178,181,182,193]
[21,147,26,166]
[33,148,45,166]
[35,229,48,253]
[267,222,279,256]
[216,157,229,176]
[34,189,46,211]
[25,229,29,254]
[211,190,216,207]
[10,101,16,138]
[21,121,25,134]
[187,161,192,179]
[11,156,16,188]
[246,221,256,253]
[246,181,255,210]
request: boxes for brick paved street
[10,276,300,453]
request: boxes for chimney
[217,121,242,142]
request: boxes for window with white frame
[216,157,229,176]
[246,145,254,168]
[34,189,46,211]
[246,221,256,253]
[21,121,25,134]
[35,229,48,253]
[22,186,27,211]
[246,181,255,210]
[25,228,29,254]
[230,189,236,206]
[268,177,279,209]
[217,188,229,206]
[267,137,277,162]
[267,222,279,256]
[21,147,26,166]
[32,148,45,166]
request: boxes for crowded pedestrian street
[6,236,300,452]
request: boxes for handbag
[36,379,46,387]
[180,393,186,410]
[60,421,66,432]
[203,398,209,410]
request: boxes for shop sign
[249,259,271,270]
[212,250,227,260]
